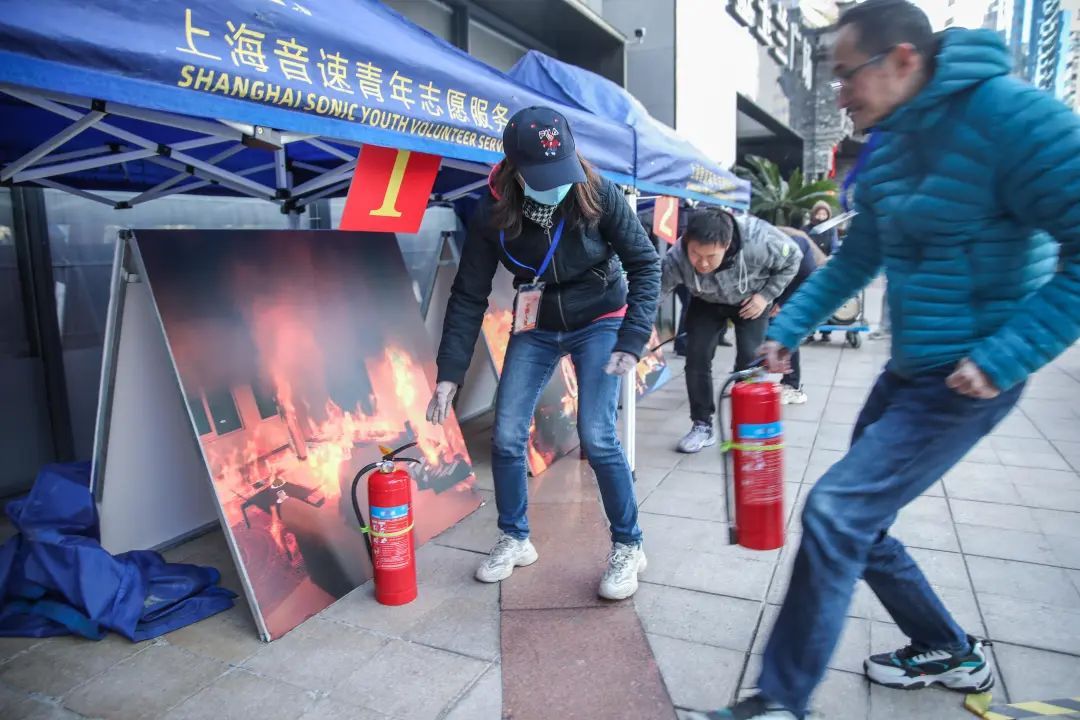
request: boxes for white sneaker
[475,534,538,583]
[780,386,808,405]
[598,542,647,600]
[677,422,716,453]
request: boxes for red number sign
[653,196,679,245]
[340,145,442,233]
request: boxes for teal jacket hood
[877,28,1012,133]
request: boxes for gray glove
[604,351,638,376]
[426,381,458,425]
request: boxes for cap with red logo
[502,106,586,191]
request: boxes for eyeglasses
[830,48,894,91]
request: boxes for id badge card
[513,281,545,334]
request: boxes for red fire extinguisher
[350,442,419,606]
[720,366,785,551]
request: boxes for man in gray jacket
[661,208,801,452]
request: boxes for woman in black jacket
[426,106,660,600]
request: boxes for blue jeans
[758,365,1023,716]
[491,318,642,545]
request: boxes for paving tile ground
[2,281,1079,718]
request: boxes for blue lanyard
[841,133,881,213]
[499,219,566,281]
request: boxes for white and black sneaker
[677,422,716,453]
[864,635,994,693]
[475,534,538,583]
[686,695,799,719]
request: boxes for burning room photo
[134,229,482,639]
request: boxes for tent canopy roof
[508,50,750,210]
[0,0,639,210]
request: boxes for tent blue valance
[0,0,635,203]
[509,51,750,211]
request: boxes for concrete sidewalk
[3,287,1079,718]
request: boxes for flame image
[482,306,513,374]
[559,356,579,418]
[136,229,484,640]
[636,328,670,397]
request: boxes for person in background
[803,200,840,258]
[772,227,827,405]
[803,200,841,342]
[660,208,801,453]
[699,2,1080,718]
[428,106,660,601]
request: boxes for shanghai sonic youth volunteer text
[175,7,510,150]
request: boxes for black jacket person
[426,106,660,601]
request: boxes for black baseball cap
[502,106,586,191]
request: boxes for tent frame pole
[1,110,105,182]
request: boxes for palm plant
[735,155,838,227]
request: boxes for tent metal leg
[620,188,638,474]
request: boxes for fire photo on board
[133,229,482,639]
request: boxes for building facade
[985,0,1080,104]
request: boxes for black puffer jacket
[436,176,660,387]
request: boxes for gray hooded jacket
[661,215,802,306]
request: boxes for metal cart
[814,289,870,348]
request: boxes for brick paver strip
[499,458,675,717]
[502,605,676,720]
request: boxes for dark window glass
[205,389,243,435]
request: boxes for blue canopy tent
[508,50,750,212]
[0,0,636,213]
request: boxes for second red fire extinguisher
[719,365,785,551]
[350,442,419,606]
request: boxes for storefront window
[469,20,528,71]
[0,189,55,496]
[381,0,454,41]
[43,190,292,461]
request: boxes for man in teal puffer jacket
[697,2,1080,719]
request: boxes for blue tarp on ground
[509,51,751,211]
[0,0,636,193]
[0,463,236,642]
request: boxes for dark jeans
[782,348,802,389]
[757,366,1024,716]
[684,296,769,423]
[491,318,641,545]
[674,285,690,355]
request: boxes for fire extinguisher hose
[349,442,422,562]
[716,361,769,545]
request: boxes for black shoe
[718,337,733,347]
[686,695,799,719]
[864,635,994,693]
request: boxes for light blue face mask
[522,181,573,206]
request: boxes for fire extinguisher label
[738,421,782,439]
[737,447,784,504]
[370,504,411,571]
[371,504,409,520]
